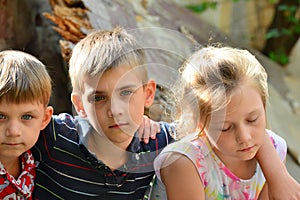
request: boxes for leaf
[186,3,208,13]
[186,2,218,13]
[265,29,281,39]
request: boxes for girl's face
[204,82,266,163]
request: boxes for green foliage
[186,0,299,65]
[268,0,277,3]
[265,29,281,39]
[265,1,300,65]
[186,1,217,13]
[269,50,289,65]
[186,0,243,13]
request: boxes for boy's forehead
[83,65,144,91]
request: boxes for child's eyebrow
[246,109,262,116]
[93,91,105,95]
[0,109,39,114]
[115,84,141,91]
[90,84,141,96]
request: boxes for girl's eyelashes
[221,125,232,132]
[247,116,258,123]
[220,115,259,132]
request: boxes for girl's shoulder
[153,132,211,177]
[266,129,287,161]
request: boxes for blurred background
[0,0,299,181]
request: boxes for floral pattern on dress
[152,129,287,200]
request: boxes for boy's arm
[256,132,300,200]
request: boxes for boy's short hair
[69,27,148,93]
[0,50,52,106]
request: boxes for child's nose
[5,121,22,137]
[236,125,252,143]
[107,100,124,117]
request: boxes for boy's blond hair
[69,27,148,93]
[0,50,52,106]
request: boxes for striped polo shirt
[32,113,174,200]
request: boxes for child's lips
[109,123,128,128]
[3,142,21,146]
[239,145,255,152]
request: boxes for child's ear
[41,106,54,130]
[71,93,87,118]
[144,80,156,107]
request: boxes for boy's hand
[138,115,161,144]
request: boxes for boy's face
[73,64,155,149]
[0,100,52,164]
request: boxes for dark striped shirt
[32,113,174,200]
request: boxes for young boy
[32,27,300,199]
[0,50,53,199]
[32,27,175,199]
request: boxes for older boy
[32,27,174,199]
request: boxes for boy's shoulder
[33,113,81,162]
[44,113,79,142]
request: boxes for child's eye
[120,90,133,96]
[93,95,106,102]
[221,125,232,132]
[0,114,6,120]
[247,116,258,123]
[22,114,33,120]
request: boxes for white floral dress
[151,129,287,200]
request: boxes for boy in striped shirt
[33,27,174,199]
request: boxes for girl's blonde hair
[69,27,148,93]
[179,46,268,134]
[0,50,52,106]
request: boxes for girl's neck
[212,146,257,180]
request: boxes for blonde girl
[151,46,300,200]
